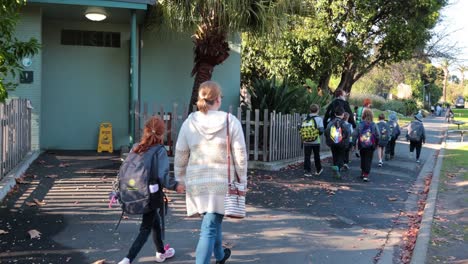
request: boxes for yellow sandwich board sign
[97,122,113,153]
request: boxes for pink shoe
[155,244,175,263]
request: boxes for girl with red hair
[118,116,183,264]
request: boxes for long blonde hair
[196,81,222,114]
[362,108,374,122]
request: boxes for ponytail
[196,81,221,114]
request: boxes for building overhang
[29,0,155,10]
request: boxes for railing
[133,101,306,162]
[0,99,32,180]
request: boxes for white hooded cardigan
[174,111,248,216]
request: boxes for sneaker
[155,245,175,263]
[355,152,360,158]
[314,168,323,176]
[378,161,383,167]
[118,258,130,264]
[362,173,369,182]
[331,166,341,178]
[343,164,350,170]
[416,159,420,163]
[216,248,231,264]
[304,172,313,177]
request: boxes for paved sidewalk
[0,116,448,264]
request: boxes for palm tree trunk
[189,62,215,112]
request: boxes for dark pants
[360,148,375,175]
[304,145,322,172]
[409,140,423,159]
[344,145,351,164]
[127,210,165,262]
[331,145,346,170]
[385,138,397,157]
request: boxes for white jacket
[174,111,247,216]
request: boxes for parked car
[455,96,465,108]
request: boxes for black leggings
[126,210,165,262]
[360,148,375,175]
[409,140,423,159]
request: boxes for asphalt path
[0,116,448,264]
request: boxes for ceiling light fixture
[85,7,107,22]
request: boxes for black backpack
[113,145,167,230]
[325,118,348,147]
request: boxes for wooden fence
[0,99,32,180]
[134,101,305,162]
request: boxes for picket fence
[0,99,32,180]
[133,101,305,162]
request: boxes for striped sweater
[174,111,247,216]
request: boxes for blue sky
[434,0,468,73]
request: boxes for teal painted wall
[41,20,130,150]
[140,31,241,113]
[10,6,43,150]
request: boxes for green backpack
[300,117,319,142]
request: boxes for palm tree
[441,59,451,102]
[457,64,467,87]
[148,1,304,112]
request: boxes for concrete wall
[41,20,130,150]
[140,31,241,112]
[9,6,43,150]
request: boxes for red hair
[133,116,165,154]
[363,98,372,107]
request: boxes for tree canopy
[0,0,40,102]
[242,0,447,95]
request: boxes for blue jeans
[195,213,225,264]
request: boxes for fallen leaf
[91,259,106,264]
[15,178,28,184]
[33,199,46,206]
[25,201,37,207]
[388,197,398,201]
[28,229,41,239]
[0,229,8,235]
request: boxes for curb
[410,134,446,264]
[0,150,41,202]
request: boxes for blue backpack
[358,122,376,149]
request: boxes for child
[117,116,183,264]
[353,108,379,182]
[376,113,390,167]
[385,112,400,160]
[325,106,350,178]
[406,112,426,163]
[301,104,324,176]
[342,112,353,170]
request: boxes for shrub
[403,99,418,116]
[382,100,406,115]
[349,93,387,110]
[243,77,330,114]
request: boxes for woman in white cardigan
[174,81,247,264]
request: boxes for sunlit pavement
[0,117,448,264]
